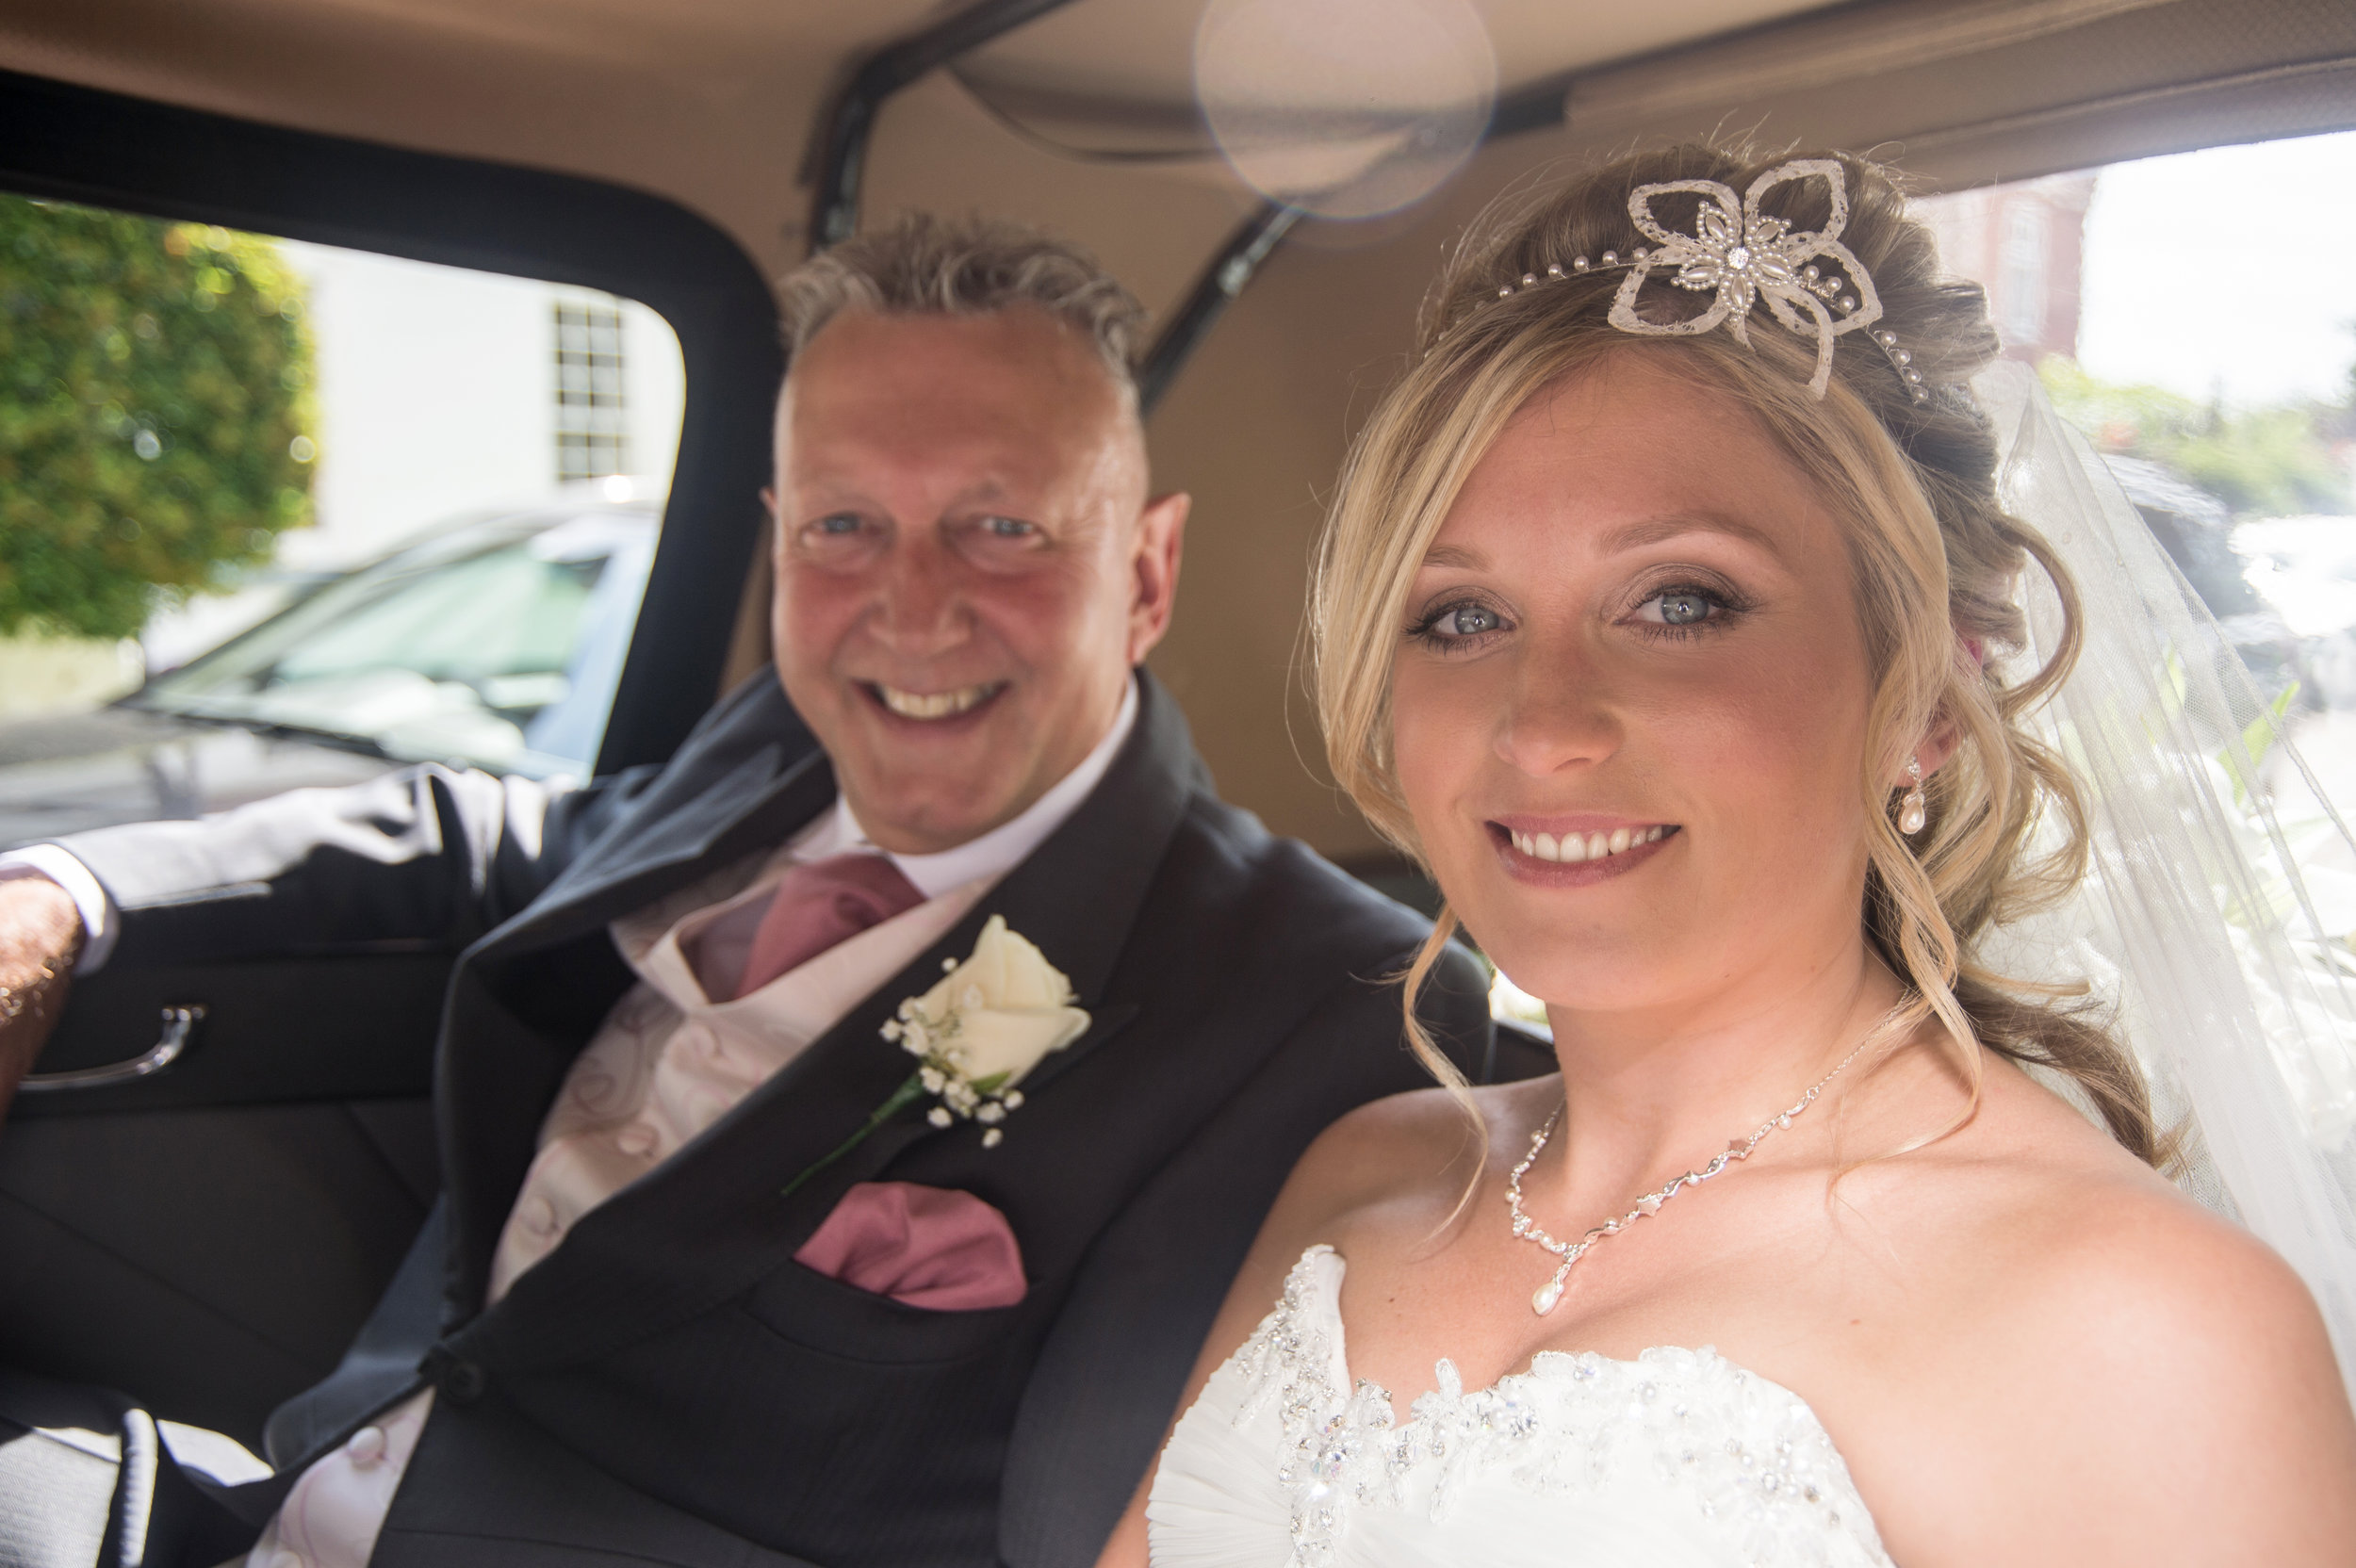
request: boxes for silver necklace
[1508,1037,1873,1315]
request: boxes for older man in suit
[0,215,1499,1568]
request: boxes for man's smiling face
[767,306,1185,855]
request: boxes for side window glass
[1914,130,2356,855]
[0,193,685,845]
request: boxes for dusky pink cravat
[733,852,924,1000]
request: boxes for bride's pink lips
[1486,817,1679,887]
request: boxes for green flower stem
[780,1070,927,1200]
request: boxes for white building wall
[275,245,686,568]
[141,241,687,668]
[278,241,553,568]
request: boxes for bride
[1097,146,2356,1565]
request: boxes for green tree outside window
[0,194,315,641]
[2039,355,2351,518]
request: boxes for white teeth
[875,683,994,720]
[1510,825,1670,862]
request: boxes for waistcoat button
[440,1358,488,1405]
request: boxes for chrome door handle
[22,1004,205,1092]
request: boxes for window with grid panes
[554,298,628,482]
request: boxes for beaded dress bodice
[1145,1246,1893,1568]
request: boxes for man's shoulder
[1153,790,1445,980]
[642,670,818,784]
[564,672,823,850]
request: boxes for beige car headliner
[2,0,2350,855]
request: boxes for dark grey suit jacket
[57,670,1497,1567]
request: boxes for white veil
[1973,361,2356,1399]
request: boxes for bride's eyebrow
[1419,542,1485,570]
[1600,512,1783,559]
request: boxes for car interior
[1,0,2351,1458]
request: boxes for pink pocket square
[793,1181,1027,1310]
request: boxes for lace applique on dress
[1226,1250,1409,1561]
[1212,1245,1890,1568]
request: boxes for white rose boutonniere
[781,916,1090,1198]
[889,914,1092,1135]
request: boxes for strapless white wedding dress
[1147,1246,1894,1568]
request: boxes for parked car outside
[0,490,659,847]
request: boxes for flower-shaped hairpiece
[1606,158,1883,399]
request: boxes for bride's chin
[1457,892,1701,1007]
[1481,957,1654,1018]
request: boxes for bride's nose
[1494,642,1624,777]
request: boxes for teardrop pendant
[1532,1275,1563,1315]
[1898,787,1927,836]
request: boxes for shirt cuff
[0,845,120,973]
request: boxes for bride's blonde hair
[1312,143,2161,1164]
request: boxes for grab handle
[21,1004,205,1092]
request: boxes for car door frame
[0,63,784,777]
[0,64,782,1445]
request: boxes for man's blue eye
[982,516,1034,538]
[813,514,861,535]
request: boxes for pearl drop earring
[1898,756,1928,837]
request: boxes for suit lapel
[483,749,838,963]
[438,686,837,1311]
[456,675,1199,1369]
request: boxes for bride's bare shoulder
[1161,1078,1554,1413]
[1239,1077,1553,1258]
[1295,1077,1548,1197]
[1856,1063,2356,1563]
[1975,1148,2328,1383]
[1890,1057,2327,1378]
[1952,1063,2312,1325]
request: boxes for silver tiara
[1492,158,1929,404]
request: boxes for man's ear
[1127,491,1190,664]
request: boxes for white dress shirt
[237,678,1137,1568]
[0,842,118,972]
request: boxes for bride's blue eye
[1660,593,1710,625]
[1442,605,1502,636]
[1632,586,1732,631]
[1415,601,1508,642]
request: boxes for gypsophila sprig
[781,916,1090,1198]
[886,985,1025,1145]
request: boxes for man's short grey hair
[778,213,1147,396]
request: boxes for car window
[1912,125,2356,903]
[137,512,657,778]
[0,192,686,841]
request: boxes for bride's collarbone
[1308,1059,2174,1421]
[1315,1137,2051,1418]
[1317,1200,1850,1415]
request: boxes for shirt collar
[797,675,1139,900]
